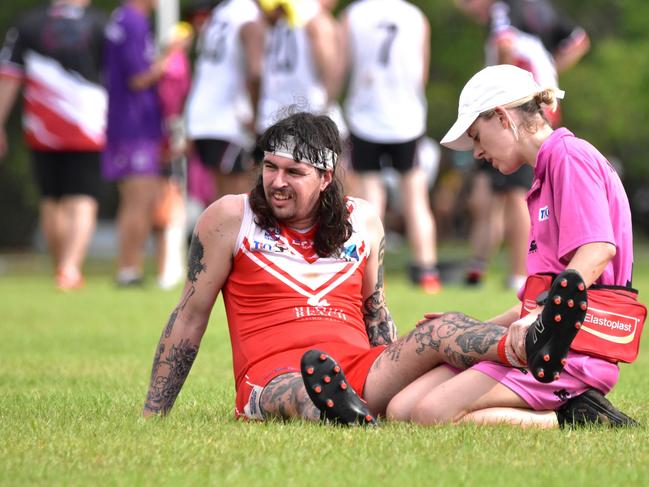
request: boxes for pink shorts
[472,351,620,410]
[235,342,386,419]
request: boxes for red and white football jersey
[223,195,372,389]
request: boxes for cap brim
[440,112,478,151]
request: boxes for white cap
[441,64,565,151]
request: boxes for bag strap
[589,283,639,294]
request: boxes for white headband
[264,135,337,170]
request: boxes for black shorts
[477,160,534,192]
[349,133,420,174]
[193,139,253,174]
[31,150,101,200]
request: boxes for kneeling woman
[387,65,636,428]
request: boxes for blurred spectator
[256,0,343,134]
[185,0,264,199]
[341,0,440,294]
[153,22,194,289]
[0,0,107,291]
[103,0,168,286]
[182,0,219,34]
[455,0,589,290]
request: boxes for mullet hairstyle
[249,111,352,258]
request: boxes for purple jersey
[103,3,162,144]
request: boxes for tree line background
[1,0,648,247]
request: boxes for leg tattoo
[259,373,320,421]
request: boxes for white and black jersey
[256,0,328,133]
[185,0,260,146]
[343,0,427,144]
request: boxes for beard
[265,187,297,222]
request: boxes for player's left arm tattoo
[143,232,208,416]
[143,339,199,415]
[163,233,205,338]
[363,237,397,346]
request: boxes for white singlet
[185,0,260,146]
[343,0,427,143]
[255,0,328,133]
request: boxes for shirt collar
[534,127,574,180]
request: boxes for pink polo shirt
[473,128,634,407]
[526,128,634,286]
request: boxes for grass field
[1,243,648,486]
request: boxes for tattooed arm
[142,195,244,417]
[359,200,397,346]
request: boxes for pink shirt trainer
[526,128,633,287]
[474,128,633,408]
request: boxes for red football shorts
[235,342,386,419]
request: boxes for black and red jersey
[0,4,108,151]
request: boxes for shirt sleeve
[550,148,616,261]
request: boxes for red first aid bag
[521,274,647,363]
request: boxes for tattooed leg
[363,312,506,414]
[259,373,320,421]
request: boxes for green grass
[1,243,649,487]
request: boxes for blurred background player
[341,0,440,294]
[456,0,589,290]
[255,0,344,134]
[316,0,356,195]
[0,0,107,291]
[103,0,169,286]
[153,21,194,289]
[185,0,264,200]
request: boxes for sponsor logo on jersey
[291,238,313,250]
[251,240,275,252]
[341,243,360,262]
[538,206,550,221]
[294,305,348,321]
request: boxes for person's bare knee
[411,396,459,425]
[385,394,413,422]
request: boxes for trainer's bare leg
[363,312,506,414]
[259,373,320,421]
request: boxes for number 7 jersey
[344,0,428,143]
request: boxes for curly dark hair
[249,111,352,258]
